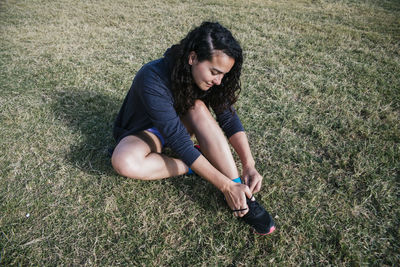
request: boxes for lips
[200,82,213,91]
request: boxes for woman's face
[189,50,235,91]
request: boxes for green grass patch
[1,0,399,265]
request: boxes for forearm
[190,155,233,192]
[229,131,255,168]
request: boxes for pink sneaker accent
[254,226,276,236]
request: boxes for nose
[213,75,223,85]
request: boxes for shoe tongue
[247,198,262,213]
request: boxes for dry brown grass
[1,0,399,265]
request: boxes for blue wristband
[232,177,242,184]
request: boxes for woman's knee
[111,152,144,179]
[187,100,215,124]
[181,100,212,134]
[191,99,209,115]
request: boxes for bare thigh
[111,130,163,175]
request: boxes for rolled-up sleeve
[215,106,245,138]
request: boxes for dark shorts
[145,127,165,147]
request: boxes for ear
[188,51,197,65]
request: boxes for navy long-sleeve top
[113,51,244,167]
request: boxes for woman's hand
[242,166,263,194]
[222,181,253,217]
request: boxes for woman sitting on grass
[111,21,275,235]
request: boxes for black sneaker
[241,197,275,235]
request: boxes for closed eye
[211,67,225,75]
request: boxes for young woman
[111,22,275,235]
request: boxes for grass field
[1,0,399,265]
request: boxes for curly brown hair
[165,22,243,115]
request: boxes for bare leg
[112,100,239,180]
[181,100,239,179]
[111,131,189,180]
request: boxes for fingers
[242,171,259,193]
[244,185,253,200]
[233,207,248,217]
[233,186,249,217]
[224,183,253,217]
[249,181,256,194]
[246,174,263,194]
[252,180,262,194]
[233,201,248,217]
[234,185,252,217]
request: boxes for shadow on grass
[167,171,228,213]
[51,89,222,212]
[51,89,119,176]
